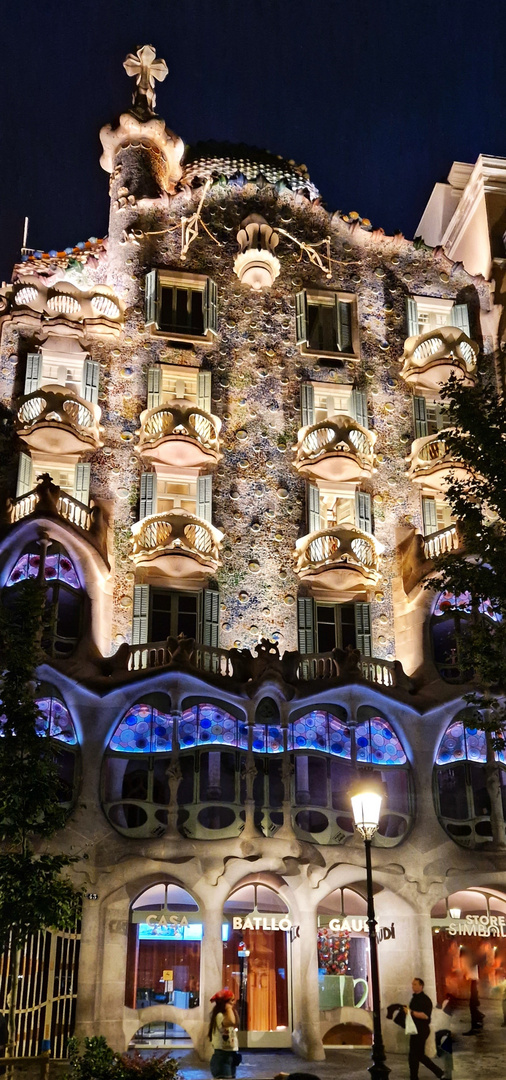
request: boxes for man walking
[406,977,445,1080]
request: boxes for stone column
[74,895,102,1039]
[197,903,225,1060]
[291,906,325,1060]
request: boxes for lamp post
[350,772,390,1080]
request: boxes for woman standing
[208,989,240,1079]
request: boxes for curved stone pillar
[291,906,325,1060]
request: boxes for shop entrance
[223,881,292,1048]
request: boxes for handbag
[405,1011,417,1035]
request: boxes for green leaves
[0,853,81,947]
[65,1038,181,1080]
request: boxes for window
[405,296,470,338]
[35,693,79,807]
[102,697,173,837]
[306,482,372,535]
[145,271,217,342]
[23,349,99,404]
[300,382,368,428]
[296,290,359,361]
[146,364,211,413]
[421,495,454,536]
[138,471,212,521]
[126,882,201,1016]
[412,395,449,440]
[431,590,500,682]
[434,711,506,847]
[15,454,91,506]
[298,597,372,656]
[132,586,219,646]
[4,542,84,658]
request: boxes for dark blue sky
[1,0,506,279]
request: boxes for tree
[428,372,506,846]
[0,578,81,1059]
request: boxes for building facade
[1,45,506,1062]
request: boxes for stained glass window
[433,590,501,623]
[36,697,77,744]
[355,716,406,765]
[6,551,80,589]
[436,717,505,765]
[109,704,173,753]
[288,711,352,758]
[179,704,246,749]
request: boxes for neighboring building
[1,44,506,1063]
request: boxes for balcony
[407,431,470,492]
[130,509,223,579]
[136,402,222,467]
[293,416,376,482]
[400,326,477,390]
[400,524,461,594]
[293,524,382,596]
[10,279,123,338]
[16,387,103,455]
[423,523,461,561]
[8,473,109,565]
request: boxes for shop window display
[434,711,506,848]
[317,887,371,1044]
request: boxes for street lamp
[350,771,390,1080]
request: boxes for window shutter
[351,389,368,429]
[139,472,157,519]
[16,452,33,496]
[197,370,212,413]
[203,588,220,647]
[405,297,419,337]
[145,270,158,327]
[297,597,315,654]
[147,365,161,410]
[354,602,372,657]
[450,303,471,337]
[413,395,428,439]
[24,353,42,394]
[308,482,321,533]
[295,291,308,345]
[74,463,91,506]
[422,496,438,536]
[81,359,99,404]
[301,382,315,427]
[356,490,372,534]
[132,584,150,645]
[336,299,352,353]
[205,279,218,335]
[196,474,212,523]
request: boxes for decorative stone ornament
[123,45,168,118]
[234,214,281,290]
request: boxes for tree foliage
[66,1037,181,1080]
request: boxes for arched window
[434,710,506,847]
[102,697,173,838]
[222,881,290,1036]
[431,590,500,683]
[4,542,84,657]
[36,693,79,807]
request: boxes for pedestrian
[208,988,241,1079]
[406,977,445,1080]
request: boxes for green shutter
[308,482,321,533]
[196,474,212,522]
[413,395,428,439]
[301,383,315,427]
[406,297,419,337]
[354,602,372,657]
[351,389,368,429]
[139,472,157,519]
[356,490,372,534]
[74,463,91,506]
[16,452,33,496]
[147,365,161,410]
[197,370,212,413]
[203,588,220,647]
[24,353,42,394]
[145,270,158,327]
[295,291,308,345]
[422,496,438,535]
[450,303,470,337]
[336,299,352,353]
[132,584,150,645]
[81,359,99,404]
[297,596,315,654]
[205,279,218,335]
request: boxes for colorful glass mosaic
[355,717,406,765]
[109,704,172,753]
[6,551,80,589]
[288,711,352,758]
[434,590,501,623]
[36,697,77,744]
[179,704,246,749]
[435,718,506,764]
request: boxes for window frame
[296,289,360,362]
[145,270,218,344]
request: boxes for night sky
[1,0,506,280]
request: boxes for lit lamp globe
[350,773,385,840]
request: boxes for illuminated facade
[1,44,506,1063]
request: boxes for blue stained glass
[355,718,406,765]
[434,590,501,623]
[109,704,172,753]
[436,719,489,765]
[180,705,239,748]
[36,697,77,744]
[252,724,266,752]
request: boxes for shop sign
[232,915,292,931]
[447,915,506,938]
[132,911,197,927]
[327,917,395,942]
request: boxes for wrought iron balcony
[16,387,103,455]
[407,430,470,491]
[8,473,109,564]
[400,325,477,389]
[136,401,222,467]
[294,523,382,596]
[130,508,223,579]
[293,415,376,482]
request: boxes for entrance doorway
[223,881,292,1048]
